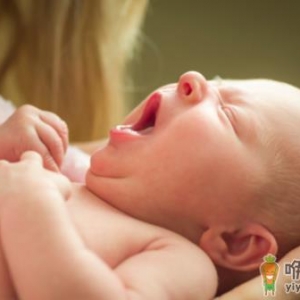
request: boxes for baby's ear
[199,224,278,271]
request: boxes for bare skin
[1,70,300,299]
[0,153,217,299]
[0,105,216,299]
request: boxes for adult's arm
[217,246,300,300]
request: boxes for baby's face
[86,72,300,236]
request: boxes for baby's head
[204,77,300,253]
[86,71,300,286]
[198,76,300,293]
[248,80,300,253]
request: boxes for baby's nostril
[183,82,192,96]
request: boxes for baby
[1,71,300,299]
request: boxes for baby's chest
[66,193,153,268]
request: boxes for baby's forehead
[218,77,298,92]
[215,77,300,144]
[213,78,281,91]
[213,78,300,105]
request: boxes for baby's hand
[0,151,71,210]
[0,105,68,171]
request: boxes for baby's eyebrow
[220,85,259,143]
[210,77,249,107]
[218,84,246,105]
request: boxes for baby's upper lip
[114,92,161,136]
[131,92,161,133]
[111,91,163,139]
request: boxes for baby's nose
[177,71,208,104]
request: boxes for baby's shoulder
[69,184,216,275]
[115,221,218,299]
[124,218,217,274]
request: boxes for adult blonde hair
[0,0,148,141]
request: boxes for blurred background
[131,0,300,106]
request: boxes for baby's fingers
[21,151,71,197]
[36,122,66,171]
[39,111,69,153]
[20,151,43,165]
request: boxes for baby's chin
[84,168,112,201]
[84,169,97,191]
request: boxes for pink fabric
[0,96,89,182]
[0,96,15,123]
[61,146,89,183]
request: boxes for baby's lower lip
[109,124,154,144]
[115,124,154,135]
[114,125,140,135]
[108,126,142,145]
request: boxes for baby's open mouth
[116,93,161,135]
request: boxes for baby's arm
[0,105,68,171]
[0,152,217,300]
[0,239,17,299]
